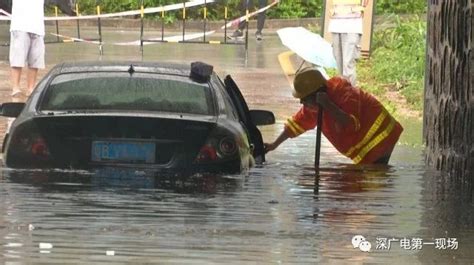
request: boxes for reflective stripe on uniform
[286,118,305,136]
[352,118,396,164]
[344,110,388,157]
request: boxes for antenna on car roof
[128,64,135,75]
[190,61,213,83]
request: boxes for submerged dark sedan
[0,61,274,173]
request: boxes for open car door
[224,75,266,163]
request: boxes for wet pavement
[0,26,473,263]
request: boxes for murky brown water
[0,26,473,263]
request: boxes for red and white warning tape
[0,0,214,21]
[2,0,280,46]
[0,8,11,17]
[221,0,279,30]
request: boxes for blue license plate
[91,141,156,163]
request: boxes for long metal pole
[97,3,103,55]
[76,3,80,39]
[140,0,144,55]
[55,6,59,42]
[244,1,249,62]
[314,105,323,194]
[224,6,228,43]
[203,0,207,42]
[161,7,165,41]
[182,1,186,42]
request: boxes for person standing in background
[9,0,45,103]
[328,0,368,86]
[231,0,268,41]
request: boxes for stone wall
[424,1,473,182]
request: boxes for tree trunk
[424,1,473,183]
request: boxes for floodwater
[0,26,473,264]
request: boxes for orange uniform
[285,77,403,164]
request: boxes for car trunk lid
[31,114,217,168]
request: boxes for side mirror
[249,110,275,126]
[1,102,25,117]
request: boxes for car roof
[54,61,212,77]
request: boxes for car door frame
[223,75,266,162]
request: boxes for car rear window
[40,72,215,115]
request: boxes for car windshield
[40,72,215,115]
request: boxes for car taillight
[5,122,53,167]
[194,135,238,163]
[195,145,218,162]
[30,137,50,157]
[10,131,51,159]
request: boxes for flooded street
[0,26,473,263]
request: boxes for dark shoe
[255,31,263,41]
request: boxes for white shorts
[9,31,45,69]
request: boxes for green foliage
[367,14,426,110]
[267,1,307,19]
[375,0,427,14]
[71,0,327,19]
[68,0,426,22]
[267,0,323,19]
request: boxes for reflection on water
[0,27,473,263]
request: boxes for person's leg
[331,33,343,75]
[8,31,28,132]
[373,144,395,165]
[11,67,26,102]
[26,33,45,93]
[9,31,28,102]
[10,67,22,92]
[26,68,39,93]
[373,154,391,164]
[256,0,266,33]
[341,33,361,86]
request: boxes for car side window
[222,93,239,121]
[222,76,250,124]
[212,76,239,120]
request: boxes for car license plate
[91,141,155,163]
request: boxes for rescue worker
[264,68,403,165]
[328,0,369,85]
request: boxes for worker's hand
[264,142,277,153]
[315,92,329,107]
